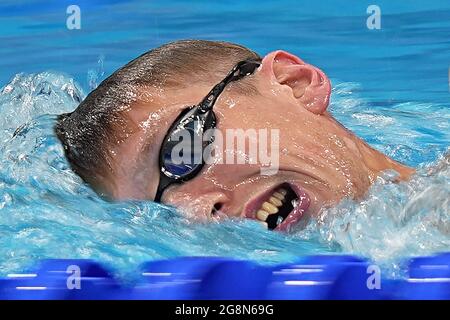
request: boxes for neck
[358,140,415,181]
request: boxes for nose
[162,185,231,220]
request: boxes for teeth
[254,187,290,224]
[262,201,278,214]
[256,210,269,221]
[272,192,285,201]
[269,196,283,207]
[259,221,268,229]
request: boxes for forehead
[125,75,257,133]
[126,84,210,134]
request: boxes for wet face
[107,50,413,231]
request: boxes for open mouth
[243,183,311,232]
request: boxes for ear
[261,50,331,115]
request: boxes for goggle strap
[198,59,261,113]
[154,175,172,202]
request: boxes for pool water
[0,0,449,279]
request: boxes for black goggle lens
[161,148,197,177]
[160,107,216,180]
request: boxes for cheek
[205,163,263,186]
[212,95,353,171]
[212,99,303,166]
[217,98,297,132]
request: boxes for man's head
[56,40,413,231]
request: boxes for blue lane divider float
[1,253,449,300]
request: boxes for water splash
[0,72,84,131]
[0,72,448,278]
[329,81,450,166]
[87,55,105,90]
[297,154,450,277]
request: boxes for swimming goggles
[154,59,261,202]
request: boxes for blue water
[0,0,449,278]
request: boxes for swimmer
[55,40,414,231]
